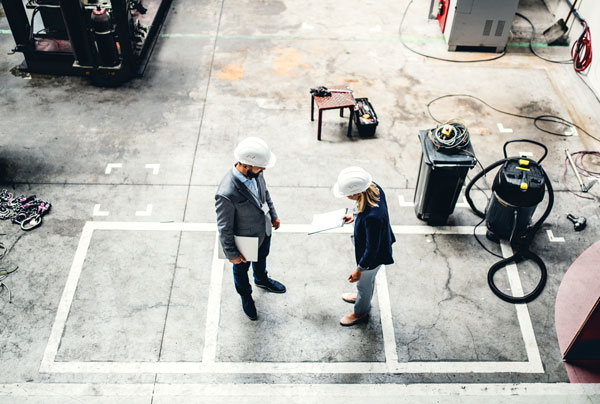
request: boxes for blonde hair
[356,183,380,213]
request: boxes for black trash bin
[414,129,477,224]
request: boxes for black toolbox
[353,98,378,137]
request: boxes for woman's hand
[342,214,355,224]
[347,269,362,283]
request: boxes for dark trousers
[232,235,271,296]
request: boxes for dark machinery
[465,139,554,303]
[2,0,172,85]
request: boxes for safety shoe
[255,278,286,293]
[342,293,357,304]
[241,295,258,321]
[340,312,369,326]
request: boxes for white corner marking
[546,230,565,242]
[135,204,153,217]
[145,164,160,175]
[92,204,109,217]
[497,123,513,133]
[105,163,122,175]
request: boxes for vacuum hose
[465,158,554,304]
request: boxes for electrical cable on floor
[562,150,600,200]
[473,217,503,259]
[515,12,573,64]
[427,94,600,144]
[399,0,506,63]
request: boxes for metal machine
[2,0,173,85]
[430,0,520,52]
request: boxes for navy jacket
[354,184,396,270]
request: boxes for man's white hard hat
[234,137,276,168]
[332,166,373,197]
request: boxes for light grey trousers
[354,264,382,315]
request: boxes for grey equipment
[441,0,520,53]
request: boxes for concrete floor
[1,0,600,402]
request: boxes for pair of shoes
[241,295,257,321]
[255,278,286,293]
[342,292,357,304]
[340,312,369,326]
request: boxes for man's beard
[246,170,260,179]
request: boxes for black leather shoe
[241,295,257,320]
[255,278,286,293]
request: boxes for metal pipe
[565,149,588,192]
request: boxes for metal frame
[2,0,173,85]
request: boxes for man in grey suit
[215,137,286,320]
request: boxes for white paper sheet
[218,236,259,262]
[308,208,348,235]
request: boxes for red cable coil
[571,21,592,72]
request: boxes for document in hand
[218,236,259,262]
[308,208,348,235]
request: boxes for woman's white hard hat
[332,166,373,197]
[234,137,277,168]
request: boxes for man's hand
[342,214,354,224]
[272,218,281,230]
[229,254,247,264]
[347,269,362,283]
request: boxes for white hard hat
[234,137,276,168]
[332,166,373,197]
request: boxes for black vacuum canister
[486,158,546,240]
[414,130,477,224]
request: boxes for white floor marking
[135,204,153,217]
[500,240,544,373]
[398,195,414,207]
[564,126,579,136]
[399,195,469,209]
[201,234,225,364]
[497,123,513,133]
[145,163,160,175]
[1,383,600,397]
[546,229,565,242]
[519,151,533,157]
[104,163,122,174]
[92,204,109,216]
[39,222,540,375]
[40,222,95,373]
[376,267,399,369]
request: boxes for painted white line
[497,123,513,133]
[201,234,225,364]
[376,267,399,369]
[2,383,600,397]
[135,204,153,217]
[39,221,538,375]
[40,222,95,372]
[145,163,160,175]
[400,195,469,209]
[519,151,534,158]
[398,195,414,207]
[154,383,600,397]
[0,383,153,396]
[92,204,109,217]
[500,240,544,373]
[104,163,122,174]
[564,127,579,137]
[39,360,544,374]
[89,222,216,231]
[546,230,565,242]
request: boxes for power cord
[515,12,572,64]
[427,94,600,144]
[399,0,506,63]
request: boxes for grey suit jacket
[215,169,278,260]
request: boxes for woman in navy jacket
[333,167,396,326]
